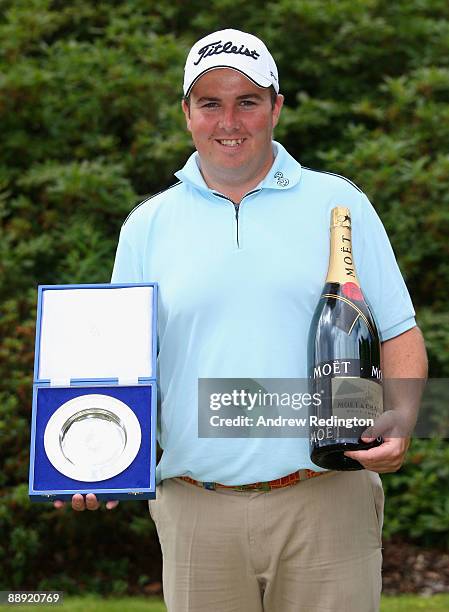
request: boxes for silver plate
[44,394,142,482]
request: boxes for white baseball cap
[183,28,279,96]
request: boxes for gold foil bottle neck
[331,207,351,228]
[326,206,360,286]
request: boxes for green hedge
[382,439,449,546]
[1,0,448,592]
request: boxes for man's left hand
[344,435,410,473]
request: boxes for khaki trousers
[148,470,384,612]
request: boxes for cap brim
[184,66,274,97]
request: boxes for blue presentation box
[29,283,158,502]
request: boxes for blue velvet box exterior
[29,283,158,502]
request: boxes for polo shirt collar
[174,141,302,195]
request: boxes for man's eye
[240,100,256,106]
[202,102,219,108]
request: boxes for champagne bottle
[308,207,383,470]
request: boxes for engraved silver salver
[44,394,142,482]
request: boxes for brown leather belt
[178,469,331,492]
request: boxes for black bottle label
[310,359,383,443]
[312,358,382,381]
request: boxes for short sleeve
[352,192,416,341]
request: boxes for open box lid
[34,283,157,386]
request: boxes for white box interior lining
[38,287,153,381]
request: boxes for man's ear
[182,99,192,132]
[272,94,284,129]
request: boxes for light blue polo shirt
[111,141,416,485]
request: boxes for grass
[0,596,164,612]
[381,595,449,611]
[1,594,449,611]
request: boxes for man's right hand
[53,493,119,511]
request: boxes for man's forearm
[381,325,428,379]
[344,326,428,472]
[381,325,428,436]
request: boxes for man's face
[182,68,283,187]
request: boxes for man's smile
[215,138,246,147]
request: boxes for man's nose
[218,107,241,131]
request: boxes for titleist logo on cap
[194,39,260,66]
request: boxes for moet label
[331,376,383,422]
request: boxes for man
[56,29,427,611]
